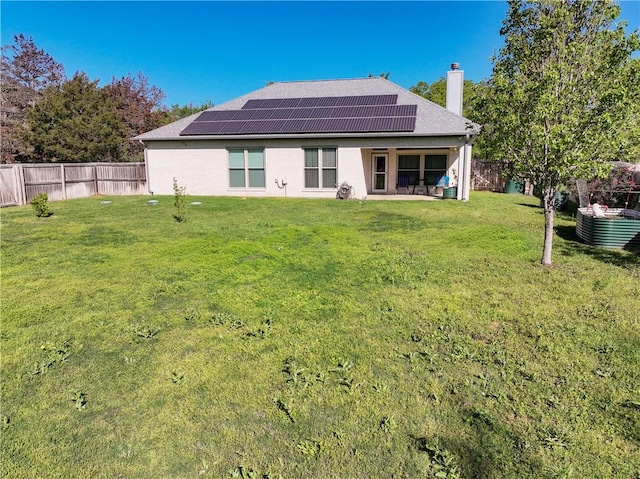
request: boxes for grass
[1,192,639,478]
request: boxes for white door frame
[372,153,388,193]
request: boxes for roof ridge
[274,77,384,85]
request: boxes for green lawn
[1,192,639,478]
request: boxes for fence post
[19,164,27,205]
[60,164,66,200]
[93,163,98,195]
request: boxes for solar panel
[248,109,275,120]
[230,110,255,120]
[194,111,219,121]
[279,98,302,108]
[241,99,265,110]
[297,97,321,108]
[180,94,415,136]
[240,95,399,109]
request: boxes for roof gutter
[138,130,479,142]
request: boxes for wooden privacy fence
[0,163,147,207]
[471,159,506,192]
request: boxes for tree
[21,72,126,163]
[479,0,639,265]
[158,101,214,125]
[410,77,485,121]
[104,72,166,160]
[0,34,65,163]
[410,77,488,156]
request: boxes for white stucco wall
[143,136,468,199]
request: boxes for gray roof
[136,77,478,141]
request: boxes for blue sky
[2,1,639,108]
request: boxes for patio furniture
[396,174,412,194]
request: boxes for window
[424,154,447,187]
[304,147,337,188]
[398,154,421,187]
[228,148,265,188]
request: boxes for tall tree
[479,0,639,265]
[21,72,126,163]
[104,72,166,160]
[0,34,66,163]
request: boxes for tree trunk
[541,188,555,266]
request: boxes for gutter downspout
[139,140,152,195]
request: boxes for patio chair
[396,174,411,194]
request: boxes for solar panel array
[180,94,417,136]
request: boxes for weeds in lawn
[282,357,307,387]
[206,311,236,327]
[127,323,160,343]
[297,440,323,457]
[1,415,10,430]
[231,465,281,479]
[243,318,271,340]
[69,388,86,411]
[172,371,185,385]
[274,398,295,423]
[379,416,397,433]
[29,340,72,376]
[183,308,203,322]
[414,437,462,479]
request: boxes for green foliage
[127,323,160,343]
[29,340,71,375]
[158,101,214,125]
[171,371,185,385]
[410,77,489,157]
[478,0,640,264]
[22,72,127,162]
[415,438,462,479]
[29,192,53,217]
[69,388,86,411]
[410,77,486,121]
[172,178,187,222]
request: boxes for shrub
[30,193,53,217]
[172,178,187,222]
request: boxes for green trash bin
[443,187,457,199]
[504,180,523,194]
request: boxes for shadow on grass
[357,210,428,233]
[555,225,640,266]
[518,202,542,210]
[411,409,539,478]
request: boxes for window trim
[228,147,266,189]
[303,147,338,189]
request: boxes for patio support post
[462,134,471,201]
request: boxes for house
[135,65,479,200]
